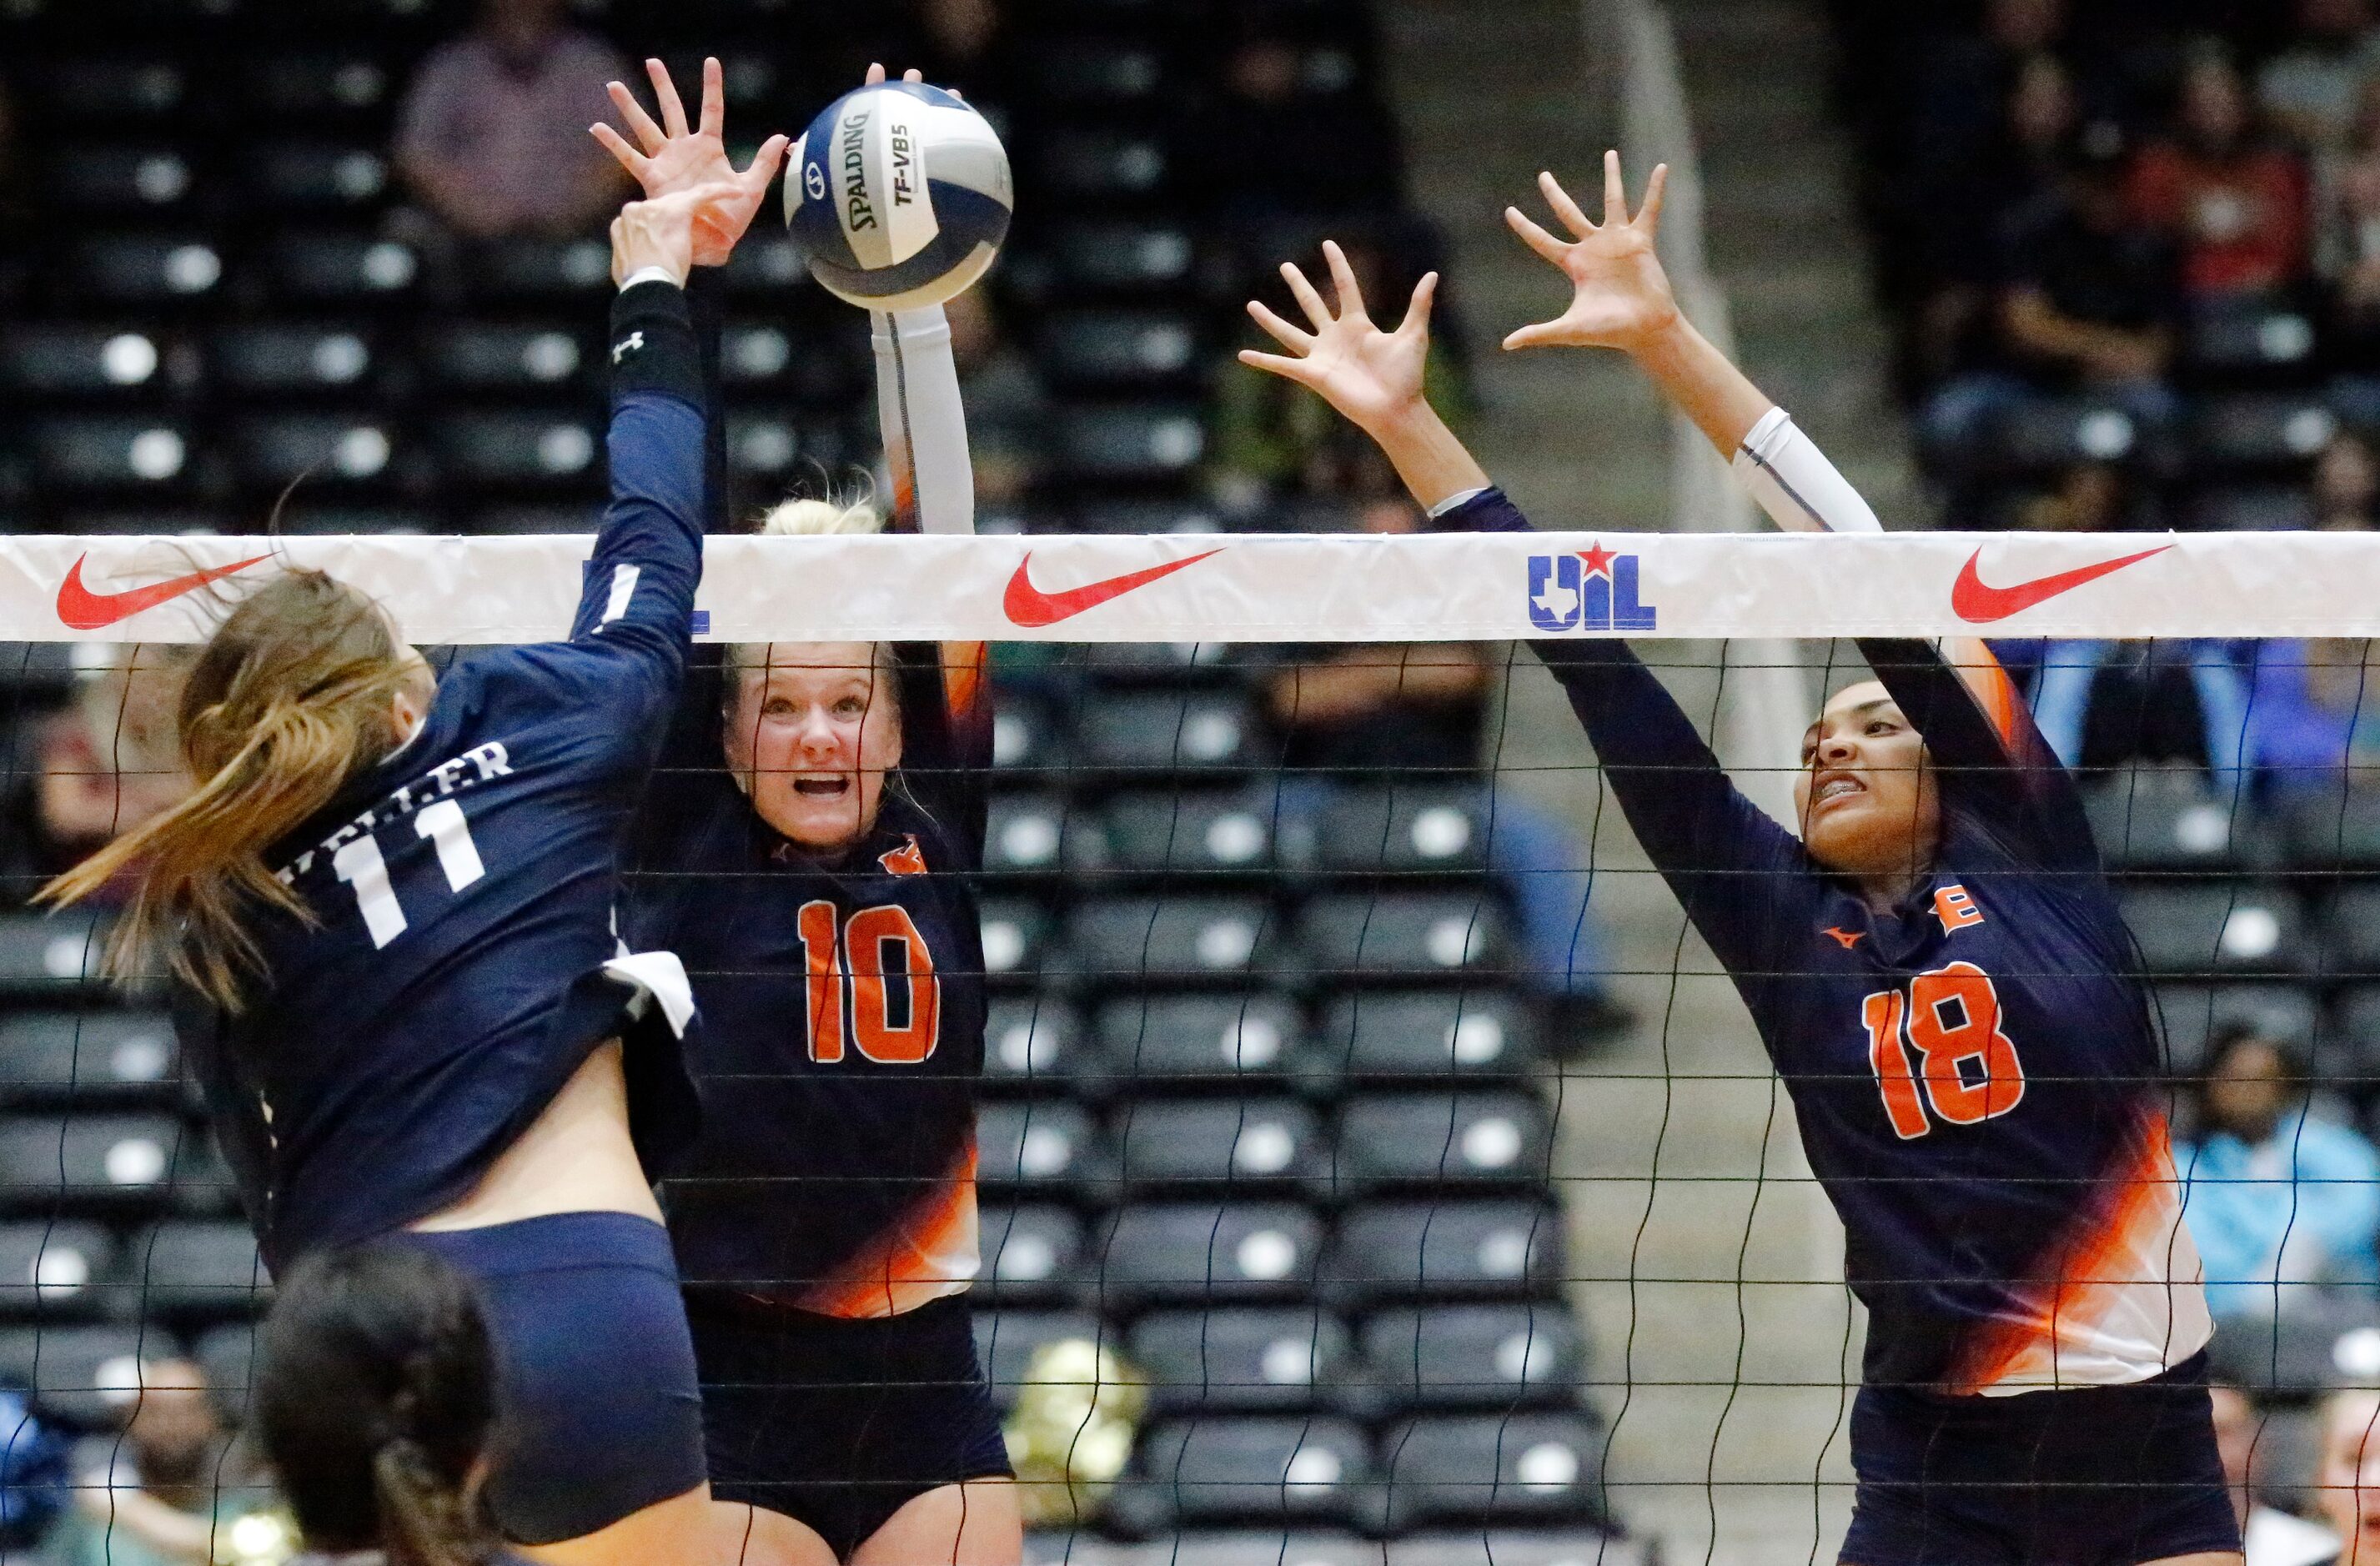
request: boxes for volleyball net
[4,530,2379,1561]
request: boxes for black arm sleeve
[1854,637,2098,872]
[1439,489,1820,974]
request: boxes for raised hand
[610,182,745,289]
[1239,240,1440,437]
[592,58,789,268]
[1503,152,1680,354]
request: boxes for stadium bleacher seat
[1100,791,1275,876]
[982,997,1088,1094]
[0,1320,152,1428]
[1037,310,1203,389]
[1038,221,1201,298]
[1055,404,1208,480]
[1126,1305,1354,1415]
[0,1009,180,1108]
[982,1205,1092,1307]
[986,791,1103,876]
[1298,892,1510,980]
[1305,786,1494,876]
[1303,992,1535,1090]
[0,1221,115,1323]
[121,1221,267,1319]
[24,415,197,494]
[978,896,1061,980]
[1373,1412,1607,1533]
[247,142,389,213]
[208,324,377,398]
[0,913,112,994]
[1332,1092,1550,1192]
[1063,894,1284,985]
[2118,885,2306,976]
[2191,394,2337,473]
[260,231,419,302]
[2156,982,2322,1075]
[1322,1200,1563,1308]
[0,1112,210,1215]
[420,324,594,396]
[2084,773,2261,873]
[977,1100,1112,1202]
[0,325,174,399]
[1353,1303,1587,1415]
[1097,992,1304,1096]
[1097,1202,1325,1308]
[46,145,195,214]
[1112,1097,1328,1192]
[1111,1414,1375,1534]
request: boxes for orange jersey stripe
[796,1137,981,1319]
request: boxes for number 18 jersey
[1455,488,2210,1395]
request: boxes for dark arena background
[3,0,2380,1563]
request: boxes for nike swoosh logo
[57,552,273,630]
[1002,549,1223,628]
[1950,544,2171,624]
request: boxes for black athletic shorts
[687,1291,1012,1559]
[1840,1352,2241,1566]
[398,1212,708,1546]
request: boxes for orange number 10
[793,901,941,1065]
[1859,961,2026,1141]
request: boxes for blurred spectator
[1211,238,1469,513]
[2257,0,2380,153]
[28,647,194,897]
[44,1359,243,1566]
[1904,0,2081,185]
[2180,1026,2380,1322]
[1921,145,2180,459]
[1260,496,1631,1053]
[2126,48,2311,300]
[394,0,631,241]
[2317,430,2380,529]
[943,287,1049,508]
[1909,53,2087,383]
[2024,634,2251,782]
[2316,1387,2380,1563]
[2248,637,2380,795]
[1188,23,1404,228]
[916,0,1009,82]
[2317,78,2380,341]
[2211,1383,2339,1566]
[0,1384,68,1553]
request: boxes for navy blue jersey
[632,646,994,1317]
[1453,489,2208,1394]
[178,288,708,1275]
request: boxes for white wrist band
[618,266,683,294]
[1731,407,1882,535]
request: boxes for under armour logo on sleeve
[611,330,645,364]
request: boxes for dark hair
[254,1247,503,1566]
[2202,1021,2307,1097]
[40,569,420,1010]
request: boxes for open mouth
[793,778,851,798]
[1812,771,1866,810]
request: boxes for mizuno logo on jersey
[1823,926,1865,949]
[881,835,928,876]
[1529,544,1657,632]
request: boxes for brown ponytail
[256,1247,502,1566]
[38,570,424,1011]
[374,1433,492,1566]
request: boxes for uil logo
[1528,543,1657,632]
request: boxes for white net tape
[8,530,2371,644]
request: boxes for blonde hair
[40,570,422,1011]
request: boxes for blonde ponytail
[38,570,421,1011]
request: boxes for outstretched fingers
[1246,299,1315,354]
[1637,162,1670,234]
[1398,272,1439,340]
[700,57,726,138]
[1601,148,1629,225]
[1238,349,1322,386]
[1280,261,1335,333]
[866,62,887,84]
[1502,317,1570,353]
[1539,170,1595,240]
[1322,239,1370,321]
[608,80,668,154]
[590,122,650,179]
[1505,206,1571,265]
[646,58,691,138]
[740,133,791,190]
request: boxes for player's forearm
[1367,401,1491,513]
[1628,314,1775,457]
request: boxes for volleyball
[784,81,1013,312]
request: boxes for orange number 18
[1859,961,2026,1141]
